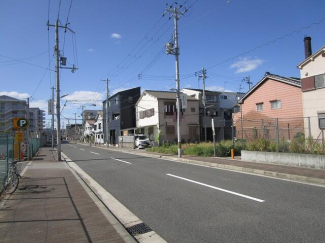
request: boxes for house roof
[144,90,198,100]
[102,87,141,103]
[0,95,26,102]
[85,119,96,125]
[297,46,325,69]
[238,72,301,104]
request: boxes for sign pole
[212,118,216,157]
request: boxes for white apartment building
[29,108,45,136]
[0,95,27,132]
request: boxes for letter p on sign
[13,117,29,129]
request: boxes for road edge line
[81,143,325,187]
[61,152,166,243]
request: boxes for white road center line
[110,157,132,165]
[80,148,85,151]
[90,151,99,155]
[167,174,265,203]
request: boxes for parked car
[134,134,151,149]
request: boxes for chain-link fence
[0,134,14,192]
[28,136,47,158]
[232,116,325,153]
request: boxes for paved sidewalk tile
[0,147,129,243]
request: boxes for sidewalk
[91,143,325,185]
[0,146,135,243]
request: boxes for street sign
[14,131,24,142]
[180,93,187,109]
[48,99,54,115]
[13,117,29,130]
[212,118,215,136]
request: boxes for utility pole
[164,4,187,158]
[196,68,207,142]
[74,113,77,142]
[238,84,243,93]
[243,76,252,90]
[102,78,110,147]
[47,19,77,161]
[51,87,55,149]
[26,97,30,160]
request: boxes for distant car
[134,135,151,149]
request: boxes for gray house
[103,87,140,145]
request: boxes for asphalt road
[62,143,325,243]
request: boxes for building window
[315,73,325,89]
[166,125,175,134]
[99,123,101,129]
[113,113,120,120]
[256,103,263,111]
[139,108,154,119]
[191,107,195,112]
[108,101,111,107]
[206,95,217,102]
[164,102,176,115]
[270,100,281,109]
[115,98,119,105]
[220,95,228,100]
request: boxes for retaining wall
[241,150,325,170]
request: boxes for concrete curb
[80,143,325,186]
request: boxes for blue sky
[1,0,324,127]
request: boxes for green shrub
[289,132,305,153]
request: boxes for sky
[1,0,325,128]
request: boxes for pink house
[233,72,303,140]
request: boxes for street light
[60,94,68,98]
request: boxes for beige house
[135,90,200,144]
[298,37,325,140]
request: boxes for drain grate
[126,222,152,236]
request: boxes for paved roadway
[62,143,325,243]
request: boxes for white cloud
[206,86,232,92]
[30,100,48,110]
[64,91,104,107]
[111,33,122,39]
[230,57,264,73]
[0,91,29,99]
[87,48,94,52]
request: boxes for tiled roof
[145,90,198,100]
[238,72,301,104]
[264,72,301,86]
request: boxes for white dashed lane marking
[167,174,265,203]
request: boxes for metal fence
[29,136,47,158]
[232,116,325,152]
[0,134,14,192]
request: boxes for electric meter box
[318,112,325,130]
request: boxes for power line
[206,16,325,71]
[0,53,55,71]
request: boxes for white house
[94,111,104,144]
[83,119,95,139]
[297,37,325,140]
[135,90,200,144]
